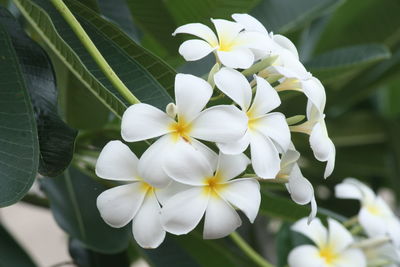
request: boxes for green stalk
[230,232,275,267]
[50,0,140,105]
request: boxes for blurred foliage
[0,0,400,266]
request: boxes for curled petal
[327,218,354,253]
[234,31,273,51]
[211,19,243,45]
[178,39,215,61]
[217,132,250,155]
[288,245,325,267]
[324,143,335,178]
[219,178,261,223]
[173,23,218,46]
[231,13,268,34]
[96,183,147,228]
[291,217,328,248]
[272,34,299,59]
[254,112,290,152]
[334,178,376,203]
[301,77,326,115]
[216,153,250,181]
[214,67,252,110]
[287,165,314,205]
[203,196,242,239]
[191,105,248,143]
[121,103,173,142]
[279,148,300,177]
[161,187,209,235]
[310,121,333,162]
[95,140,139,181]
[132,193,165,249]
[175,73,213,122]
[250,132,280,179]
[217,48,254,69]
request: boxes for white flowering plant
[0,0,399,266]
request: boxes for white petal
[203,196,242,239]
[173,23,218,46]
[95,140,139,181]
[292,217,328,248]
[231,13,268,34]
[250,132,280,179]
[163,140,214,186]
[137,135,173,188]
[288,245,326,267]
[301,77,326,114]
[308,196,318,223]
[254,112,290,152]
[155,181,191,206]
[279,148,300,176]
[178,39,215,61]
[288,165,314,205]
[219,178,260,222]
[272,34,299,59]
[310,121,333,162]
[161,187,209,235]
[211,19,243,45]
[327,218,353,253]
[334,178,375,203]
[214,67,252,110]
[359,206,387,238]
[234,31,273,51]
[96,183,147,228]
[277,52,310,79]
[121,103,173,142]
[191,138,219,170]
[191,105,248,143]
[132,192,165,249]
[217,48,254,69]
[335,249,367,267]
[324,144,335,178]
[216,153,250,181]
[248,75,281,117]
[217,132,250,155]
[387,217,400,247]
[175,73,213,122]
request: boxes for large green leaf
[14,0,174,118]
[316,0,400,53]
[0,224,37,266]
[0,8,78,177]
[306,44,391,88]
[40,168,131,253]
[251,0,343,34]
[0,20,38,207]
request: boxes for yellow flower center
[139,181,153,193]
[203,172,226,197]
[218,39,235,52]
[319,246,337,264]
[367,204,381,215]
[246,110,260,131]
[169,117,192,143]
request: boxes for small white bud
[166,103,177,119]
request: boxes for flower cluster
[288,178,400,267]
[95,14,334,248]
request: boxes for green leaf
[0,18,38,207]
[251,0,343,34]
[316,0,400,53]
[0,8,78,177]
[306,44,391,88]
[14,0,174,118]
[76,0,99,12]
[69,238,130,267]
[0,224,37,266]
[40,168,131,253]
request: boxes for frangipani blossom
[121,73,247,187]
[335,178,400,247]
[289,218,366,267]
[290,102,335,178]
[214,67,290,178]
[173,19,272,69]
[161,142,261,239]
[232,13,326,114]
[95,141,165,249]
[278,146,317,222]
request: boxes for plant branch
[50,0,140,105]
[230,231,275,267]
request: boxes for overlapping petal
[217,132,250,155]
[231,13,268,35]
[288,245,326,267]
[250,132,281,178]
[334,249,367,267]
[216,48,255,69]
[254,112,290,152]
[328,218,354,253]
[211,19,243,45]
[172,23,218,45]
[215,153,250,181]
[178,39,215,61]
[248,75,281,117]
[292,218,328,248]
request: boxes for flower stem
[230,231,274,267]
[50,0,140,105]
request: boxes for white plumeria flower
[172,18,272,69]
[121,73,247,187]
[160,142,261,239]
[290,102,335,178]
[214,67,290,178]
[232,13,326,114]
[289,217,366,267]
[95,141,165,249]
[335,178,400,247]
[364,243,400,267]
[278,146,317,222]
